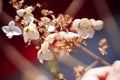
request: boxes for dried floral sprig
[98,38,109,55]
[1,1,113,80]
[2,0,105,64]
[9,0,24,10]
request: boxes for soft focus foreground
[0,0,120,80]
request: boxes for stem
[76,44,111,66]
[85,60,99,71]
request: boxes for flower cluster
[2,0,104,63]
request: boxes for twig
[76,44,111,66]
[85,60,99,71]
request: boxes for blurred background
[0,0,120,80]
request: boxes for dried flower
[98,38,108,55]
[2,20,22,39]
[37,49,54,63]
[72,18,95,39]
[3,0,105,65]
[16,6,34,23]
[37,41,53,63]
[23,23,40,43]
[72,18,104,39]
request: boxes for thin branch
[85,60,99,71]
[76,44,111,66]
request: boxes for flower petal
[72,19,81,30]
[93,20,103,31]
[43,50,53,60]
[87,28,95,38]
[45,33,57,44]
[29,23,36,29]
[16,9,25,17]
[12,26,22,35]
[37,49,44,63]
[47,25,55,32]
[29,29,40,40]
[23,32,29,43]
[65,32,79,39]
[25,6,33,13]
[8,20,15,28]
[2,26,10,33]
[24,13,34,23]
[39,59,44,63]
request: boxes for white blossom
[16,6,34,23]
[23,23,40,43]
[2,20,22,39]
[72,18,95,39]
[37,49,53,63]
[37,41,53,63]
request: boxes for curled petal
[25,6,33,13]
[16,9,25,17]
[23,32,29,43]
[37,49,53,63]
[45,33,57,44]
[24,13,34,23]
[37,50,44,63]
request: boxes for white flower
[2,20,22,39]
[90,19,104,31]
[16,6,34,23]
[72,18,95,39]
[23,23,40,43]
[37,41,53,63]
[37,49,53,63]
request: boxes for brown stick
[76,44,111,66]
